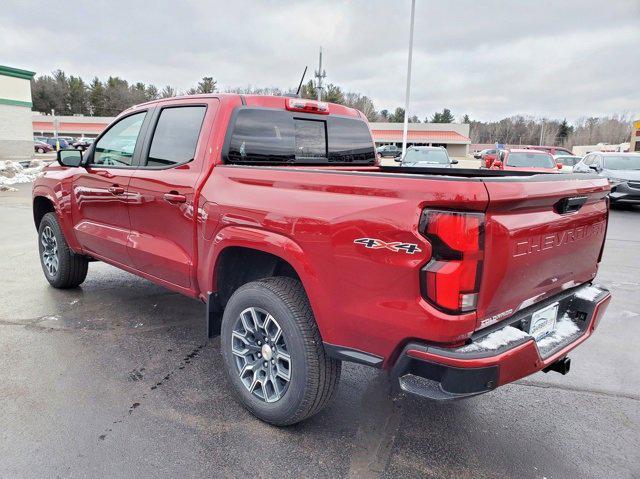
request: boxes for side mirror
[57,149,83,167]
[394,156,402,162]
[451,159,459,164]
[493,160,503,168]
[589,164,600,172]
[473,153,481,159]
[557,163,563,170]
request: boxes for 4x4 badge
[354,238,422,255]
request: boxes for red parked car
[490,149,563,172]
[32,94,611,425]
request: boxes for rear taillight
[419,210,484,314]
[285,98,330,114]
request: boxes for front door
[127,99,218,290]
[71,110,149,266]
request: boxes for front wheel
[220,277,341,426]
[38,212,88,288]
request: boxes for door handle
[108,186,125,195]
[163,192,187,204]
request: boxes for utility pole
[314,47,326,101]
[539,119,545,146]
[401,0,416,158]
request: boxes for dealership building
[0,65,36,160]
[370,122,470,158]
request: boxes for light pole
[401,0,416,158]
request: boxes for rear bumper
[391,284,611,400]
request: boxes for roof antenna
[295,66,308,97]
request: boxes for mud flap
[206,292,223,339]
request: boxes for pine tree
[68,76,89,115]
[161,85,176,98]
[432,108,454,123]
[197,77,217,94]
[89,77,105,116]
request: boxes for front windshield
[506,152,555,168]
[403,149,449,164]
[603,155,640,170]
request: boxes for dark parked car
[574,152,640,205]
[44,138,70,150]
[72,138,95,151]
[34,141,53,154]
[376,144,401,158]
[399,146,458,168]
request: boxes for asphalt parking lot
[1,183,639,479]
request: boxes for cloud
[1,0,638,121]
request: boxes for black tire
[38,212,88,288]
[220,277,341,426]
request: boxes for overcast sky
[2,0,639,122]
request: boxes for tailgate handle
[555,196,587,214]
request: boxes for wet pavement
[1,183,639,478]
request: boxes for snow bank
[0,160,45,187]
[457,326,530,353]
[575,285,602,302]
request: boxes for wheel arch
[32,185,82,253]
[33,192,57,230]
[202,226,326,337]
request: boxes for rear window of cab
[225,108,376,165]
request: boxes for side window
[593,155,602,168]
[93,112,146,167]
[583,155,593,165]
[145,106,206,167]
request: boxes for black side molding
[323,343,384,368]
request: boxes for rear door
[126,98,218,291]
[476,175,610,329]
[71,109,151,265]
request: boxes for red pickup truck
[33,94,612,426]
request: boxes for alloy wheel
[231,307,291,403]
[41,225,59,277]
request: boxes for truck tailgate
[476,175,610,330]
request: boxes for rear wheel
[221,277,341,426]
[38,212,88,288]
[37,147,45,154]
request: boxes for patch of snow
[0,160,45,186]
[69,300,79,306]
[457,326,530,353]
[0,185,18,192]
[575,285,602,302]
[536,315,580,349]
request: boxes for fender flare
[200,226,327,335]
[32,184,82,253]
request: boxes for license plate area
[529,302,558,341]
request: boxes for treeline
[468,114,633,148]
[30,70,633,147]
[31,71,217,117]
